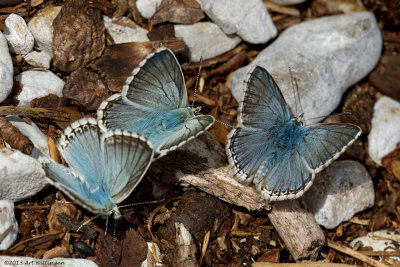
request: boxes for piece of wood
[149,132,324,260]
[327,240,391,267]
[0,106,70,121]
[268,199,325,261]
[174,222,199,267]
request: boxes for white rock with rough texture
[303,160,374,229]
[3,14,34,55]
[231,12,382,123]
[0,148,47,202]
[136,0,162,19]
[103,16,149,44]
[0,32,13,103]
[350,230,400,262]
[0,200,18,250]
[368,96,400,165]
[6,116,49,159]
[23,50,52,69]
[269,0,308,5]
[175,22,241,62]
[0,256,99,267]
[28,6,61,55]
[197,0,276,44]
[15,70,64,106]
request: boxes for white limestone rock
[197,0,276,44]
[15,70,64,107]
[27,6,61,55]
[303,160,374,229]
[3,14,34,55]
[0,256,99,267]
[0,32,13,103]
[6,116,49,159]
[0,148,47,202]
[103,16,149,44]
[231,12,382,123]
[23,50,52,69]
[175,22,241,62]
[0,200,18,251]
[136,0,163,19]
[368,96,400,165]
[350,230,400,262]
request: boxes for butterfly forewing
[239,66,290,129]
[102,130,154,204]
[123,48,187,109]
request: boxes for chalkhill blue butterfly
[41,118,154,218]
[97,47,215,157]
[226,66,361,201]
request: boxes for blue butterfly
[226,66,361,201]
[41,118,154,218]
[97,48,215,157]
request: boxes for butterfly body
[41,118,154,219]
[98,48,214,157]
[226,66,361,201]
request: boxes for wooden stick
[149,132,324,260]
[327,240,391,267]
[0,106,70,121]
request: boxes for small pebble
[3,14,34,55]
[0,200,18,250]
[174,22,241,62]
[23,50,52,69]
[103,16,149,44]
[197,0,276,44]
[303,160,374,229]
[350,230,400,262]
[136,0,163,19]
[368,96,400,165]
[15,70,64,107]
[27,6,62,55]
[0,32,13,103]
[0,148,47,202]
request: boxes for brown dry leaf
[150,0,204,25]
[53,0,105,72]
[47,202,77,232]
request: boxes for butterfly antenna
[119,199,165,209]
[289,67,304,119]
[289,67,298,116]
[77,215,100,232]
[306,112,353,122]
[112,217,117,254]
[191,56,203,109]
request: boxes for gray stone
[3,14,34,55]
[24,50,52,69]
[197,0,276,44]
[136,0,163,19]
[175,22,241,62]
[303,160,374,229]
[15,70,64,106]
[0,200,18,250]
[0,148,47,202]
[0,256,99,267]
[28,6,62,55]
[103,16,149,44]
[0,32,13,103]
[368,96,400,165]
[6,116,49,159]
[350,230,400,262]
[231,12,382,123]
